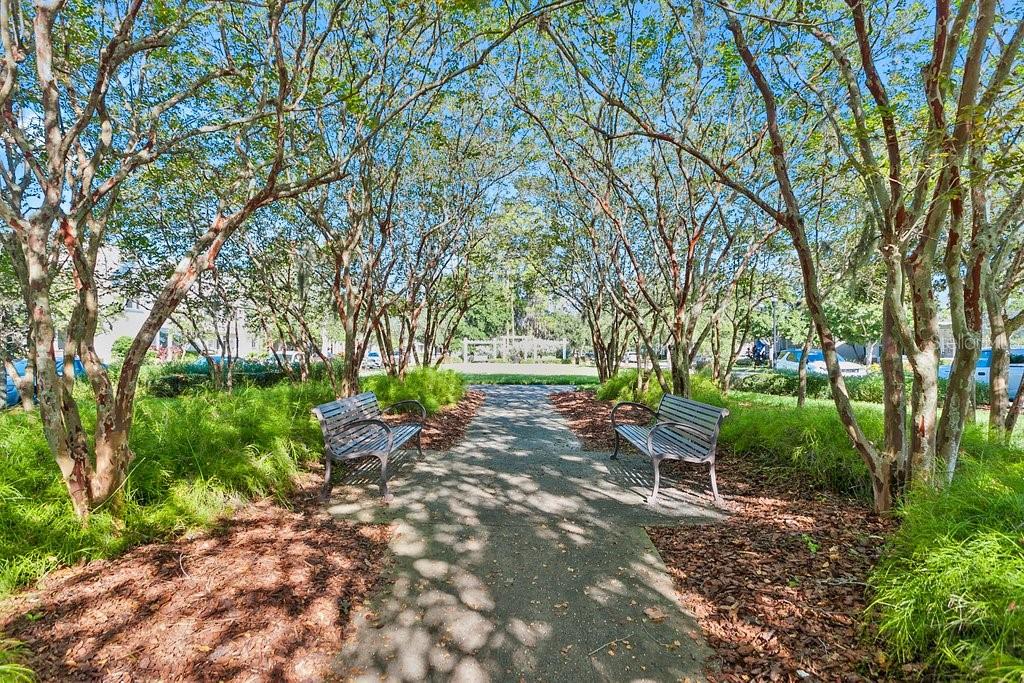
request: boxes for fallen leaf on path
[644,606,668,623]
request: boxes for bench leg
[416,430,424,458]
[377,454,393,502]
[319,455,333,502]
[611,431,621,460]
[647,458,662,506]
[709,461,722,505]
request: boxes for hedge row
[731,370,992,405]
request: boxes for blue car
[4,357,87,409]
[938,348,1024,400]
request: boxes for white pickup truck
[938,348,1024,401]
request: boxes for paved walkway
[328,385,721,682]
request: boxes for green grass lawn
[457,372,600,386]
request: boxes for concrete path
[328,385,721,682]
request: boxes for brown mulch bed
[384,389,485,451]
[0,496,390,683]
[550,389,901,682]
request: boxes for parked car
[938,347,1024,401]
[775,348,868,378]
[362,350,383,369]
[4,357,87,409]
[622,351,640,365]
[266,350,305,366]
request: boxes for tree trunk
[3,358,35,411]
[1004,371,1024,438]
[670,340,691,398]
[987,297,1011,435]
[908,348,940,484]
[726,10,893,511]
[710,319,722,385]
[880,296,908,494]
[341,321,361,397]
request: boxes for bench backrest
[312,392,381,448]
[656,394,729,451]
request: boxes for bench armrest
[648,421,716,460]
[611,401,657,430]
[384,399,427,422]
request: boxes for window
[1010,350,1024,365]
[125,299,142,312]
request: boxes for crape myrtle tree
[0,0,324,517]
[237,208,341,391]
[300,139,402,396]
[526,173,625,382]
[0,0,576,517]
[291,0,578,397]
[508,19,781,398]
[373,89,519,379]
[720,0,1024,488]
[541,0,1024,511]
[167,254,249,391]
[112,153,256,391]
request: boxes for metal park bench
[611,394,729,505]
[312,392,425,502]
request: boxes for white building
[74,247,264,363]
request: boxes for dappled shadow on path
[326,384,722,682]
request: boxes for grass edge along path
[457,371,599,386]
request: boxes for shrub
[717,393,876,497]
[110,336,134,360]
[363,367,465,415]
[869,451,1024,680]
[595,369,664,407]
[732,370,885,402]
[139,360,288,398]
[733,370,994,406]
[0,381,334,596]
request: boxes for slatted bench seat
[611,393,729,505]
[313,392,425,502]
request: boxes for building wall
[92,302,263,364]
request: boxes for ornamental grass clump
[364,366,465,415]
[869,452,1024,680]
[0,381,334,596]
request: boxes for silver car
[775,349,868,377]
